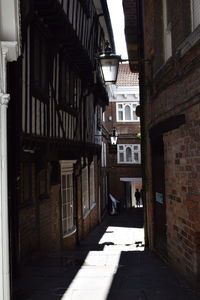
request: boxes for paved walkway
[14,208,200,300]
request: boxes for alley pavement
[14,208,200,300]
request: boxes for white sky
[107,0,128,59]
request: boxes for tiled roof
[116,63,139,86]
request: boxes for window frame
[191,0,200,31]
[117,144,141,164]
[116,102,139,122]
[31,25,49,102]
[162,0,172,62]
[89,161,95,207]
[59,56,80,112]
[82,164,89,216]
[60,160,76,237]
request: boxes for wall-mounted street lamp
[95,126,118,145]
[98,41,121,85]
[98,41,150,85]
[110,127,118,145]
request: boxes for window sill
[90,202,96,211]
[83,203,96,219]
[63,225,77,238]
[176,25,200,58]
[83,208,90,219]
[117,162,141,165]
[117,120,139,123]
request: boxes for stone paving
[13,208,200,300]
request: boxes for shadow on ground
[13,208,200,300]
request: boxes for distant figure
[109,194,120,215]
[134,189,141,207]
[140,189,143,207]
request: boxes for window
[59,57,79,110]
[61,173,74,236]
[101,142,107,167]
[163,0,172,62]
[82,165,89,215]
[89,162,95,206]
[117,103,139,122]
[32,28,49,100]
[117,144,141,164]
[60,160,76,236]
[191,0,200,30]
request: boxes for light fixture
[95,126,118,144]
[98,41,121,85]
[110,127,118,145]
[98,41,151,85]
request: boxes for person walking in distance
[135,188,141,208]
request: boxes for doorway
[120,178,142,208]
[151,136,167,259]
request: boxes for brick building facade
[104,64,142,209]
[123,0,200,288]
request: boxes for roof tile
[116,64,138,86]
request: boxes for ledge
[176,25,200,58]
[83,202,97,219]
[63,225,77,238]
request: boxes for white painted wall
[0,1,21,299]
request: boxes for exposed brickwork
[164,105,200,282]
[19,207,38,259]
[127,0,200,287]
[49,184,61,250]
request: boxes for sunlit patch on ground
[61,225,144,300]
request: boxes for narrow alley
[14,208,199,300]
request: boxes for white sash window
[60,160,76,236]
[117,144,141,164]
[117,102,139,122]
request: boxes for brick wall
[104,102,140,134]
[141,0,200,286]
[19,207,38,258]
[164,104,200,283]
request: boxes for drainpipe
[0,45,10,300]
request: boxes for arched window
[126,147,132,162]
[125,105,131,120]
